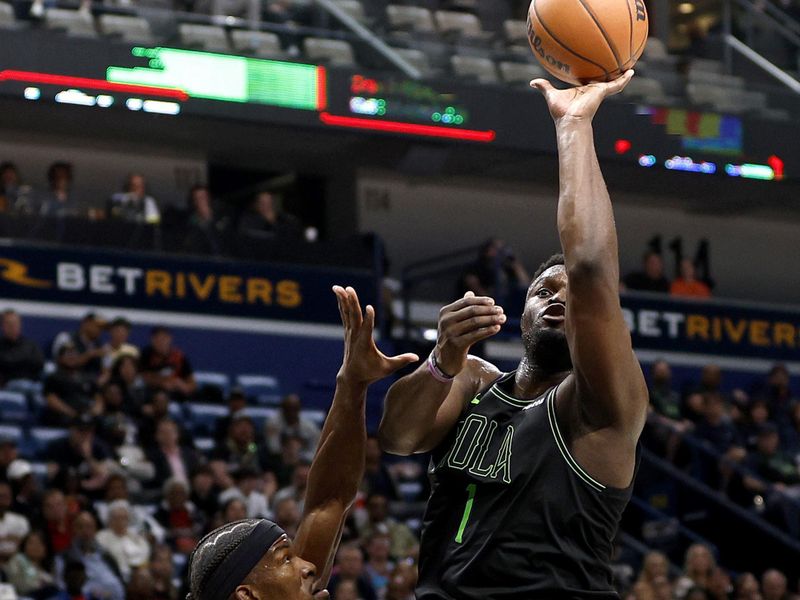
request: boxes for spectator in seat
[761,570,789,600]
[670,259,712,299]
[265,392,322,456]
[52,312,107,379]
[7,459,42,523]
[56,511,125,600]
[0,480,30,563]
[189,465,220,525]
[272,496,300,539]
[673,544,718,599]
[56,559,91,600]
[649,360,682,422]
[46,415,111,498]
[211,414,267,488]
[329,543,378,600]
[214,386,248,443]
[218,467,271,519]
[359,493,417,561]
[0,435,18,482]
[140,326,197,400]
[108,173,161,224]
[137,389,177,449]
[126,566,156,600]
[363,435,399,500]
[695,392,745,457]
[0,162,33,213]
[758,364,796,428]
[96,500,151,583]
[40,489,73,554]
[0,309,44,385]
[40,161,78,218]
[747,423,800,487]
[237,190,302,239]
[364,528,394,598]
[783,402,800,458]
[155,478,200,555]
[634,551,670,597]
[94,475,164,545]
[146,417,202,487]
[707,568,733,600]
[332,579,361,600]
[220,496,249,526]
[99,317,139,384]
[42,342,102,427]
[737,397,773,451]
[734,572,762,600]
[3,529,58,598]
[457,238,531,299]
[149,543,179,600]
[272,458,310,513]
[623,251,670,293]
[385,562,418,600]
[182,184,228,255]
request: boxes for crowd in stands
[0,303,799,598]
[0,160,309,254]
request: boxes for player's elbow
[377,424,420,456]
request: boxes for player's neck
[513,356,570,399]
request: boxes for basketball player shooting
[379,70,648,599]
[185,286,418,600]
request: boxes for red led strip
[0,70,190,101]
[319,112,495,142]
[316,66,328,111]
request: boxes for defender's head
[186,519,324,600]
[521,254,572,375]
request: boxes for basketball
[527,0,649,85]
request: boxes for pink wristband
[427,352,455,383]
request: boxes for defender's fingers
[333,286,349,328]
[345,286,364,328]
[385,353,421,372]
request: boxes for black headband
[199,520,286,600]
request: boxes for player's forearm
[555,120,619,279]
[304,376,368,512]
[379,365,451,455]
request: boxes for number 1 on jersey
[455,483,477,544]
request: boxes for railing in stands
[722,0,800,91]
[638,448,800,575]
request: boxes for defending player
[379,71,648,599]
[185,286,417,600]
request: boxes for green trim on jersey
[546,388,606,492]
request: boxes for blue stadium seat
[27,427,68,458]
[235,375,280,399]
[300,409,326,428]
[4,379,43,397]
[242,406,277,430]
[168,402,185,421]
[0,424,23,445]
[194,437,215,453]
[186,403,228,436]
[194,371,231,395]
[0,390,29,424]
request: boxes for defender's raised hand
[435,291,506,377]
[333,286,418,385]
[531,70,634,123]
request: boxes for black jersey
[416,372,637,600]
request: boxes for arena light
[725,163,775,181]
[319,112,496,142]
[768,155,785,180]
[0,69,189,100]
[108,47,325,110]
[638,154,657,167]
[23,87,41,101]
[664,156,716,174]
[615,139,632,154]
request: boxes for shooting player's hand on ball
[531,70,634,123]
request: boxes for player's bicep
[417,356,499,453]
[566,278,647,432]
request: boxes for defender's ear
[234,585,258,600]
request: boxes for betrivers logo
[0,259,53,289]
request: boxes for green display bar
[106,47,325,110]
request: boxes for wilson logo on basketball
[531,34,571,74]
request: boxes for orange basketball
[527,0,648,85]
